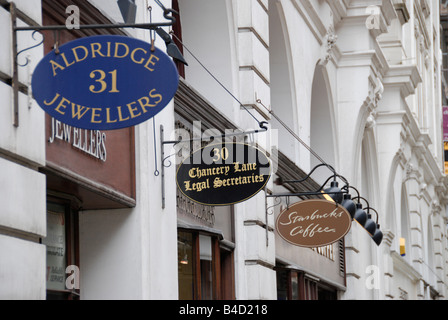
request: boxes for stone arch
[269,0,299,163]
[359,128,380,206]
[309,64,337,184]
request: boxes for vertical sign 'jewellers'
[32,35,179,130]
[176,143,271,206]
[276,199,352,248]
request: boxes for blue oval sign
[32,35,179,130]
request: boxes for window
[276,268,289,300]
[276,267,337,300]
[400,185,411,261]
[43,201,79,300]
[178,232,194,299]
[178,230,234,300]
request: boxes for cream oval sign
[276,199,352,247]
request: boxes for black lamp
[117,0,137,24]
[323,181,343,204]
[368,208,382,245]
[364,213,377,235]
[353,203,367,226]
[341,194,356,219]
[372,225,383,246]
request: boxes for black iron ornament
[156,28,188,65]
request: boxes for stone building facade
[0,0,446,300]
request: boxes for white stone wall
[79,0,179,300]
[0,0,46,300]
[264,0,448,299]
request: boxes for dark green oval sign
[176,143,271,206]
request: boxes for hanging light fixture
[341,194,356,219]
[274,164,348,204]
[180,253,188,265]
[372,225,383,246]
[364,213,377,235]
[271,166,384,245]
[323,180,343,204]
[353,203,367,226]
[368,208,383,246]
[347,186,382,245]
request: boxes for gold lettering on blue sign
[144,54,160,72]
[43,92,61,106]
[42,89,163,125]
[72,46,89,62]
[131,47,147,64]
[71,103,90,120]
[49,43,161,77]
[113,43,129,59]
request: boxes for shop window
[220,248,235,300]
[291,271,299,300]
[43,201,79,300]
[178,232,194,299]
[276,268,289,300]
[178,230,234,300]
[199,235,213,299]
[276,268,337,300]
[318,285,338,300]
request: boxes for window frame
[178,229,232,300]
[44,196,80,300]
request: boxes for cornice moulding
[391,250,422,281]
[382,64,422,97]
[325,0,348,23]
[337,48,387,79]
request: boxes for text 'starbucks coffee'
[276,199,352,247]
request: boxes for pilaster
[0,0,46,299]
[236,0,270,120]
[235,0,276,300]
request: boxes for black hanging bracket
[158,121,269,209]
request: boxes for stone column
[234,0,276,300]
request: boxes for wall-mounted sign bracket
[265,189,346,215]
[158,122,268,209]
[9,0,180,127]
[267,164,384,245]
[265,163,350,216]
